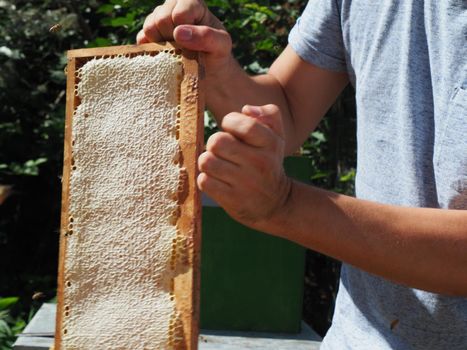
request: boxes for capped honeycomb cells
[62,52,188,349]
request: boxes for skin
[137,0,467,296]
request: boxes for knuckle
[222,112,237,125]
[173,0,207,24]
[142,26,153,38]
[207,132,228,153]
[172,7,193,25]
[172,10,188,25]
[143,10,156,26]
[154,11,172,28]
[197,173,209,190]
[136,30,145,43]
[197,153,206,171]
[142,17,158,37]
[198,173,219,194]
[152,5,164,16]
[207,29,220,48]
[242,120,259,139]
[199,26,214,41]
[198,152,215,172]
[264,104,280,115]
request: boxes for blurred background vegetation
[0,0,355,345]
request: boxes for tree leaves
[0,297,18,311]
[1,158,48,177]
[0,297,26,350]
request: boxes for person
[137,1,467,348]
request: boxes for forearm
[206,57,298,154]
[260,180,467,296]
[206,47,349,154]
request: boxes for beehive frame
[55,43,204,350]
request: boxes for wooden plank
[67,42,181,59]
[54,53,76,350]
[55,43,203,350]
[175,45,205,350]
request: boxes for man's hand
[198,104,292,226]
[136,0,233,80]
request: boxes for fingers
[173,25,231,56]
[172,0,208,26]
[242,104,285,139]
[137,0,220,45]
[205,131,277,185]
[221,113,280,149]
[197,151,237,209]
[137,0,231,62]
[140,0,177,43]
[136,30,149,44]
[151,3,176,39]
[197,172,231,198]
[141,11,164,42]
[205,132,256,165]
[197,106,289,225]
[198,151,238,185]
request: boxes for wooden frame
[55,43,204,350]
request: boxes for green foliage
[0,297,26,350]
[87,0,156,47]
[0,0,109,317]
[0,298,18,311]
[0,158,48,177]
[0,0,97,181]
[217,1,303,73]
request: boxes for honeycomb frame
[55,43,204,350]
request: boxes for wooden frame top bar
[68,42,188,58]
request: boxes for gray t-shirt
[289,0,467,349]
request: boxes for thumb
[242,104,285,139]
[173,25,232,57]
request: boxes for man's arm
[137,1,348,154]
[260,182,467,296]
[198,103,467,297]
[205,46,348,154]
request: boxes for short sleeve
[289,0,347,72]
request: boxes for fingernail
[177,27,192,41]
[245,105,262,117]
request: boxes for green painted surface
[200,157,310,333]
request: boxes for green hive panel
[200,157,309,333]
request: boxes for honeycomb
[61,52,186,349]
